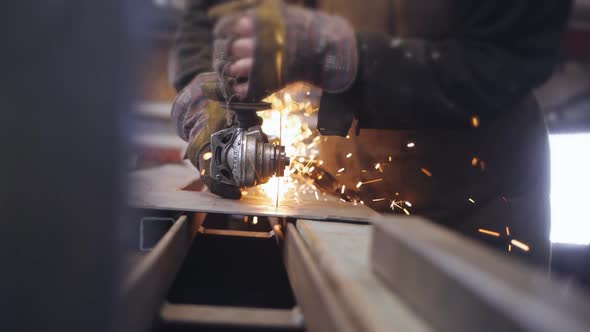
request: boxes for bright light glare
[549,133,590,245]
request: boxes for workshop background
[2,1,590,332]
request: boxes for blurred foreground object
[1,1,145,332]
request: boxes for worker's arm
[170,0,242,198]
[211,0,571,133]
[318,1,572,134]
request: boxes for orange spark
[478,228,500,237]
[405,201,412,207]
[252,216,258,225]
[511,239,530,252]
[403,208,410,216]
[375,163,381,169]
[362,178,384,185]
[346,153,352,158]
[202,152,212,161]
[356,181,363,188]
[341,185,346,194]
[338,168,345,173]
[372,198,386,202]
[471,157,478,166]
[505,226,510,236]
[471,116,480,128]
[421,168,432,177]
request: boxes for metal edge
[283,224,358,332]
[160,303,304,329]
[123,215,196,332]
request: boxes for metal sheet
[371,216,590,332]
[128,163,380,222]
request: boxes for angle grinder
[209,101,291,188]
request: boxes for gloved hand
[171,72,242,199]
[209,0,358,102]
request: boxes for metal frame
[371,216,590,332]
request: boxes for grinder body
[210,102,290,188]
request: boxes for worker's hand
[172,72,242,199]
[211,0,358,102]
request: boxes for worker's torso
[314,0,550,264]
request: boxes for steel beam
[284,221,431,332]
[371,216,590,332]
[123,215,196,332]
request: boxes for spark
[389,156,392,162]
[421,168,432,177]
[308,166,315,173]
[241,191,248,196]
[298,157,305,163]
[471,157,478,166]
[346,153,352,158]
[200,169,206,176]
[243,216,248,223]
[346,135,350,139]
[468,198,475,203]
[403,208,410,215]
[360,200,365,205]
[318,160,324,166]
[356,181,363,188]
[364,178,384,184]
[471,116,480,128]
[374,163,381,169]
[372,198,386,202]
[478,228,500,237]
[314,191,319,200]
[340,198,346,202]
[338,168,345,173]
[341,185,346,194]
[407,142,415,148]
[252,216,258,225]
[202,152,212,161]
[508,244,512,252]
[361,169,367,173]
[317,174,323,180]
[511,239,530,252]
[505,226,510,236]
[404,201,412,207]
[273,224,284,239]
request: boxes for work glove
[171,72,242,199]
[208,0,358,102]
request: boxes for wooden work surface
[128,163,381,222]
[293,219,432,332]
